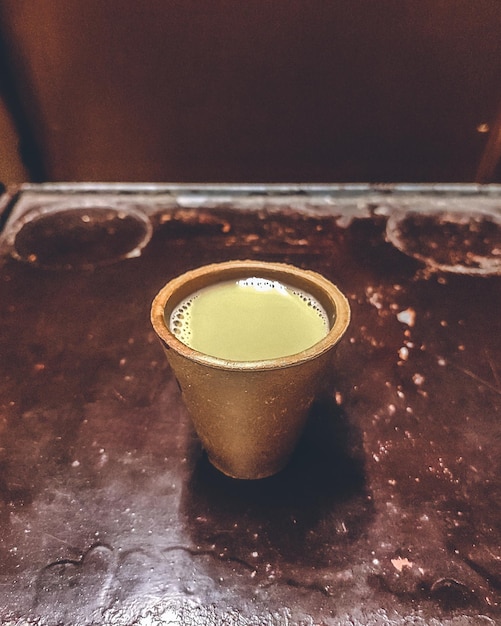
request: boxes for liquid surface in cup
[169,277,330,361]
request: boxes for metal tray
[1,183,500,625]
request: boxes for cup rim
[150,259,351,371]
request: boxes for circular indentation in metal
[7,200,152,270]
[386,207,501,275]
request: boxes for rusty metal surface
[0,183,500,625]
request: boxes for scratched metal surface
[0,183,500,625]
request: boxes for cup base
[207,453,288,480]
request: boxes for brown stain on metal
[0,188,500,623]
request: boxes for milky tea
[169,277,330,361]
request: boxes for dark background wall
[1,1,501,183]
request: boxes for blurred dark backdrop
[1,1,501,184]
